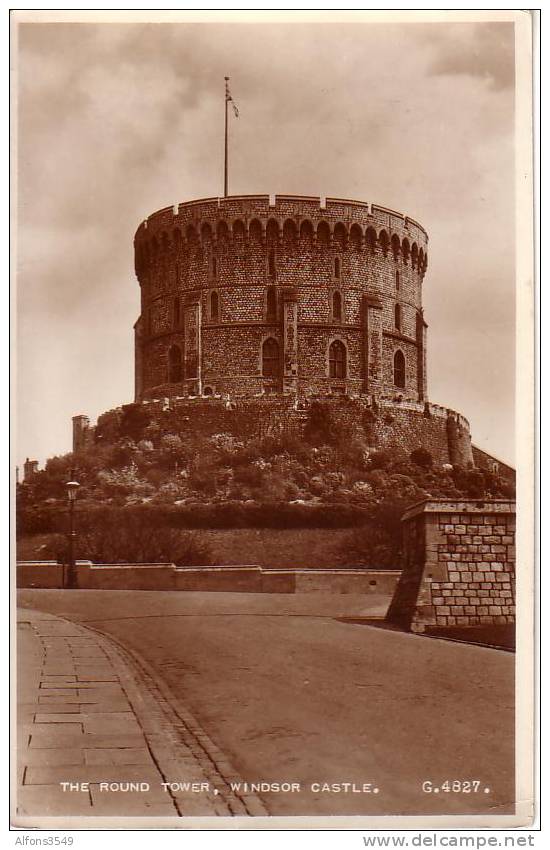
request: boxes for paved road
[18,590,515,817]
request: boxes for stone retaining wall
[88,393,474,467]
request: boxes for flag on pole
[225,77,239,117]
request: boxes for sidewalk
[15,608,266,823]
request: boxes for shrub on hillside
[451,465,487,498]
[410,447,434,469]
[260,432,311,463]
[188,461,218,495]
[60,511,212,566]
[339,496,413,569]
[368,450,391,470]
[16,504,62,536]
[233,464,265,489]
[341,524,401,569]
[119,404,151,441]
[303,402,338,446]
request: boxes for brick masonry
[386,499,515,632]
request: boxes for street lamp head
[66,480,80,502]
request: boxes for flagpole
[224,76,229,197]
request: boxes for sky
[16,15,517,468]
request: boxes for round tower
[133,195,429,402]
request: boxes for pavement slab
[84,748,154,766]
[15,608,266,825]
[24,749,87,767]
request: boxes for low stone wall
[83,563,176,591]
[16,561,66,589]
[294,569,400,594]
[174,566,263,592]
[17,561,401,595]
[386,499,515,632]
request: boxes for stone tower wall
[133,195,429,401]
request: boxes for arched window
[262,338,280,377]
[266,287,277,322]
[173,297,180,329]
[329,340,346,379]
[268,249,276,278]
[334,257,341,279]
[168,345,182,383]
[333,290,343,322]
[210,291,219,321]
[395,303,401,331]
[396,270,400,290]
[394,350,406,388]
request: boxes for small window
[168,345,183,383]
[333,290,342,322]
[173,297,180,329]
[266,287,277,322]
[394,350,406,388]
[329,340,346,379]
[262,338,280,377]
[334,257,341,279]
[268,250,276,278]
[210,291,219,321]
[396,270,400,290]
[395,304,401,331]
[203,386,214,396]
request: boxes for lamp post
[65,480,80,589]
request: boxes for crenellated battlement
[135,194,429,276]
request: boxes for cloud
[421,22,515,91]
